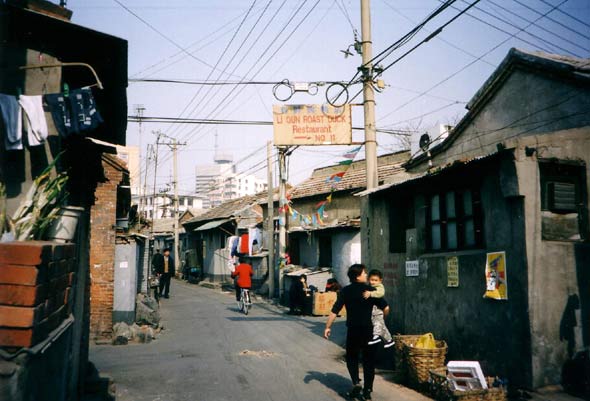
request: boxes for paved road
[90,279,431,401]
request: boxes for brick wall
[0,241,75,348]
[89,154,127,339]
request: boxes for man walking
[324,264,389,400]
[156,248,175,299]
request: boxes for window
[389,195,414,253]
[539,161,587,241]
[318,236,332,267]
[427,188,483,251]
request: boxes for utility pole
[278,147,287,300]
[266,141,274,298]
[147,131,162,295]
[135,105,146,222]
[361,0,378,189]
[161,137,187,273]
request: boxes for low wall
[0,241,77,401]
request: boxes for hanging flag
[343,145,362,159]
[312,214,317,226]
[316,200,328,208]
[326,193,333,203]
[338,159,354,166]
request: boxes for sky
[67,0,590,195]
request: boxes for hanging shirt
[19,95,48,147]
[44,88,103,137]
[43,93,73,137]
[0,94,23,150]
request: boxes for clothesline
[0,88,103,151]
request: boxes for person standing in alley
[151,249,164,299]
[324,264,389,401]
[156,248,175,299]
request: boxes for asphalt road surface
[90,279,431,401]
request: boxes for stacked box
[0,241,76,348]
[313,291,346,316]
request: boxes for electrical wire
[538,0,590,30]
[335,0,358,35]
[113,0,246,79]
[459,0,583,57]
[165,0,261,138]
[129,8,254,79]
[377,0,571,123]
[380,0,496,68]
[513,0,590,41]
[486,0,589,53]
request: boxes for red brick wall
[0,241,76,348]
[89,155,126,339]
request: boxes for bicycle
[239,288,252,315]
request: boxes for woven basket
[429,367,507,401]
[406,339,448,386]
[392,334,422,383]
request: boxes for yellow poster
[447,256,459,287]
[484,251,508,300]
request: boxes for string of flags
[277,145,363,228]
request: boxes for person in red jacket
[231,257,253,303]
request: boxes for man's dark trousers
[346,325,377,390]
[159,273,172,298]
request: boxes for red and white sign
[272,104,352,146]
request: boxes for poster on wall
[447,256,459,287]
[483,251,508,300]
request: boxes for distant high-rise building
[195,152,267,208]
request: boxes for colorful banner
[483,251,508,300]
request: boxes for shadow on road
[304,370,350,397]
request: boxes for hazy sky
[69,0,590,194]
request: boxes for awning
[193,218,232,232]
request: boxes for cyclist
[231,257,253,307]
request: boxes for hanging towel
[239,233,249,254]
[0,94,23,150]
[19,95,48,147]
[44,93,73,137]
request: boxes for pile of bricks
[0,241,76,349]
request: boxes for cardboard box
[313,292,346,316]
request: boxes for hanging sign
[483,251,508,300]
[272,104,352,145]
[447,256,459,287]
[405,260,419,277]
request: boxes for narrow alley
[89,280,430,401]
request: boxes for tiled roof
[184,195,260,224]
[289,151,410,199]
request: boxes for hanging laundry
[44,93,73,137]
[0,94,23,150]
[19,95,48,147]
[44,88,103,137]
[70,88,103,133]
[239,233,249,254]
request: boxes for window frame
[426,187,484,251]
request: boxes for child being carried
[363,269,395,348]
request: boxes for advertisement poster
[484,251,508,300]
[447,256,459,287]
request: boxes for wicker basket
[406,339,448,386]
[429,367,507,401]
[392,334,422,383]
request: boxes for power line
[130,8,256,78]
[538,0,590,30]
[461,0,583,57]
[176,0,321,148]
[377,0,570,123]
[113,0,245,79]
[165,0,261,139]
[513,0,590,41]
[484,0,589,53]
[127,115,412,135]
[335,0,358,34]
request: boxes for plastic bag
[415,333,436,349]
